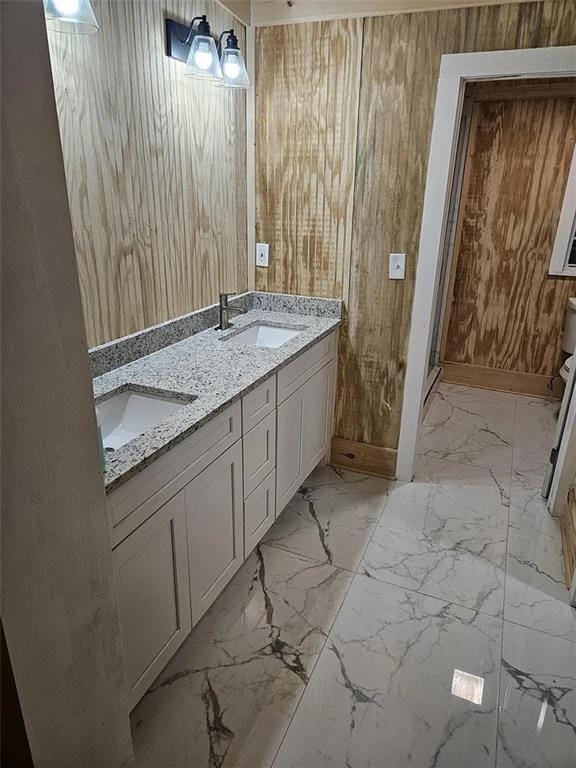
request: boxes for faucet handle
[219,291,236,302]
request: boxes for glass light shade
[219,47,250,89]
[43,0,99,34]
[185,35,223,81]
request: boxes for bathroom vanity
[93,293,340,709]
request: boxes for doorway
[398,46,576,484]
[426,78,576,404]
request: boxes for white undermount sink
[97,389,194,452]
[224,324,302,348]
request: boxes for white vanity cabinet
[107,329,337,710]
[276,334,336,515]
[113,490,191,710]
[185,441,244,623]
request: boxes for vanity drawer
[242,375,276,433]
[109,402,241,546]
[277,332,336,404]
[244,470,276,558]
[242,410,276,498]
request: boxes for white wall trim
[252,0,534,28]
[396,45,576,482]
[549,144,576,277]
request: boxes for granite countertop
[94,309,340,494]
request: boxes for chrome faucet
[218,292,246,330]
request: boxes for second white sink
[98,388,195,452]
[224,324,302,348]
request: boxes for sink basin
[224,324,302,348]
[97,388,195,452]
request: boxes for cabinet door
[276,385,305,516]
[113,491,191,710]
[185,441,244,624]
[302,360,334,476]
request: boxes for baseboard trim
[441,361,563,400]
[330,437,397,479]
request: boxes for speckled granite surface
[90,292,341,377]
[94,308,341,494]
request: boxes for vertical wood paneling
[255,19,363,300]
[255,0,576,458]
[444,96,576,376]
[48,0,248,347]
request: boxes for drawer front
[242,375,276,433]
[244,470,276,558]
[277,332,336,404]
[243,410,276,498]
[113,491,191,710]
[109,402,241,547]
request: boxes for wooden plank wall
[443,94,576,386]
[47,0,248,348]
[255,20,363,300]
[255,0,576,476]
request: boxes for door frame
[396,45,576,482]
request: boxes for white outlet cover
[256,243,269,267]
[389,252,406,280]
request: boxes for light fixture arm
[217,29,236,55]
[183,15,211,45]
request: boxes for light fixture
[165,16,250,88]
[43,0,99,34]
[165,16,222,82]
[217,30,250,89]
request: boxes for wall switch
[256,243,269,267]
[389,252,406,280]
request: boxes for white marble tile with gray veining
[418,384,515,472]
[505,488,576,643]
[496,622,576,768]
[263,466,393,572]
[361,456,510,616]
[131,543,352,768]
[272,574,502,768]
[512,395,560,485]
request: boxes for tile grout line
[493,393,518,767]
[266,477,397,768]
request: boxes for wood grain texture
[330,437,397,480]
[334,0,576,451]
[254,0,576,453]
[443,96,576,377]
[47,0,248,347]
[442,361,564,399]
[330,437,397,479]
[255,19,363,301]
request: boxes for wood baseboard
[441,361,563,400]
[330,437,397,479]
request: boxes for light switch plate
[389,252,406,280]
[256,243,269,267]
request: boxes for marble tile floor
[132,384,575,768]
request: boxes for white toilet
[560,297,576,382]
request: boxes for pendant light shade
[219,31,250,89]
[43,0,99,34]
[183,16,222,81]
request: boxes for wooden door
[442,91,576,394]
[185,441,244,623]
[113,491,191,710]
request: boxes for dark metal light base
[165,18,192,63]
